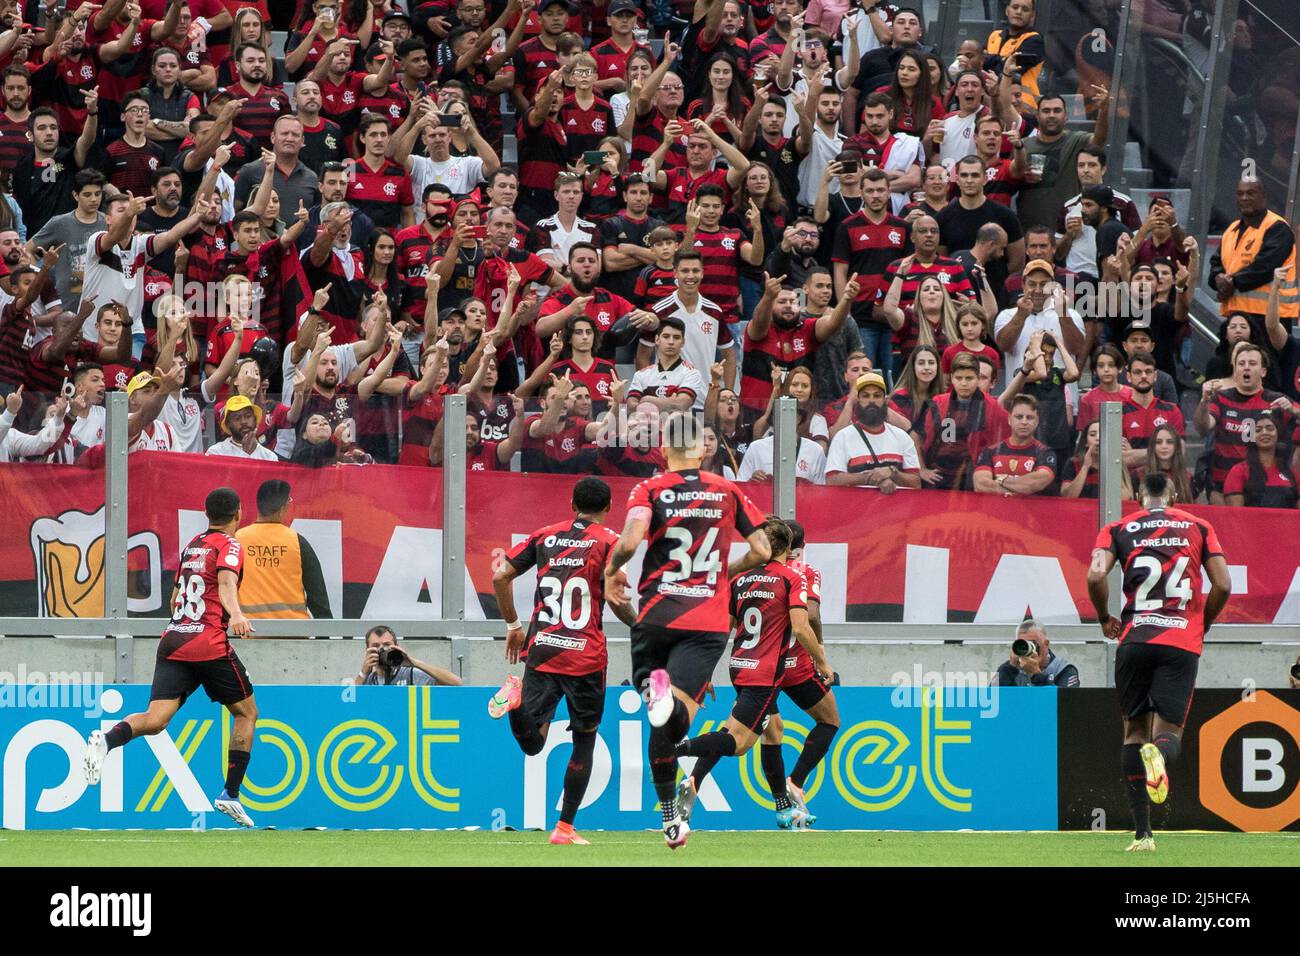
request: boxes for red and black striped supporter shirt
[626,468,765,633]
[560,94,616,162]
[671,224,746,322]
[740,315,820,412]
[831,210,911,321]
[347,157,414,229]
[1094,506,1224,654]
[633,264,677,309]
[1122,396,1185,449]
[506,516,620,676]
[883,256,977,310]
[729,559,807,687]
[221,83,291,148]
[1205,387,1289,489]
[974,437,1058,483]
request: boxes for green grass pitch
[2,830,1296,867]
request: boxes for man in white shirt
[81,193,211,350]
[993,259,1085,387]
[825,371,921,493]
[930,70,989,171]
[644,249,734,389]
[532,173,599,271]
[738,418,827,484]
[394,109,501,214]
[207,395,278,460]
[627,316,706,412]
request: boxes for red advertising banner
[1,453,1297,625]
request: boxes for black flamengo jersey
[1095,507,1224,654]
[600,211,664,300]
[626,469,765,633]
[506,517,619,676]
[974,438,1058,482]
[729,560,808,686]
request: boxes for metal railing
[2,393,1295,691]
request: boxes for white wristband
[196,17,212,33]
[506,620,522,631]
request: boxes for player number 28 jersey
[506,517,619,675]
[627,468,766,633]
[729,560,808,686]
[1094,506,1224,654]
[159,530,243,662]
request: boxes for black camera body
[378,646,406,669]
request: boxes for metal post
[441,394,468,680]
[105,391,132,683]
[772,396,797,520]
[1286,96,1300,225]
[1098,401,1123,688]
[932,0,963,61]
[1103,0,1139,192]
[1185,0,1240,242]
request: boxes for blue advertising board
[0,684,1057,831]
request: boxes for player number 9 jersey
[1094,506,1224,654]
[626,468,766,633]
[729,560,808,685]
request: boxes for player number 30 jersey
[506,517,619,676]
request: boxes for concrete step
[271,30,287,59]
[1124,141,1143,170]
[1122,168,1153,189]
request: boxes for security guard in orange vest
[985,0,1046,112]
[1209,179,1298,322]
[235,480,332,626]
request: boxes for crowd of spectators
[0,0,1296,509]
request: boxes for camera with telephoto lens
[1012,638,1037,658]
[1291,663,1300,681]
[378,646,406,669]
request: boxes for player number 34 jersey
[627,468,765,633]
[1094,506,1224,654]
[160,530,244,662]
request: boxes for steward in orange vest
[235,480,333,625]
[1209,180,1297,320]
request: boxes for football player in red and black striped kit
[675,516,832,831]
[604,411,771,848]
[489,478,636,845]
[82,488,260,828]
[1088,473,1231,852]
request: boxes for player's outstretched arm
[1086,547,1120,638]
[727,529,773,579]
[1203,554,1232,633]
[218,569,254,639]
[604,516,648,611]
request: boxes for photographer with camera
[1289,655,1300,690]
[354,626,464,686]
[994,619,1080,687]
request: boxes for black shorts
[1115,641,1199,725]
[150,651,253,707]
[523,666,606,732]
[630,624,728,703]
[780,674,833,712]
[731,685,781,732]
